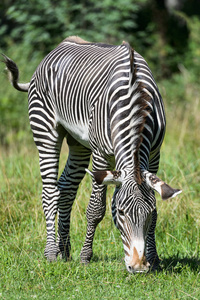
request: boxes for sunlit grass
[0,93,200,299]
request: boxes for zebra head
[86,168,181,273]
[112,178,155,273]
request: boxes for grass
[0,79,200,299]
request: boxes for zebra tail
[1,54,29,92]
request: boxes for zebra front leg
[57,139,91,260]
[80,182,107,263]
[145,153,161,270]
[146,208,160,270]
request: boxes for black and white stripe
[3,36,181,273]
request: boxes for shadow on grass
[91,254,123,263]
[160,256,200,273]
[90,254,200,274]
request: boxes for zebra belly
[57,115,90,148]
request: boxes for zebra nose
[126,246,150,273]
[127,261,150,273]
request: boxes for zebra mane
[132,81,152,185]
[109,44,152,185]
[130,69,152,185]
[64,36,90,44]
[64,36,133,51]
[127,44,152,185]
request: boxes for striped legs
[57,136,91,260]
[80,152,109,263]
[34,125,90,261]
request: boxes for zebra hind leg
[57,135,91,260]
[33,126,66,262]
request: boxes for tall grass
[0,73,200,299]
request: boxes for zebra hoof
[44,248,57,262]
[46,254,57,262]
[149,257,161,272]
[80,248,93,264]
[81,259,90,265]
[59,252,71,261]
[57,242,71,261]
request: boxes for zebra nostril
[128,265,132,272]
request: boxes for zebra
[2,36,181,273]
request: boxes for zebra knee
[86,198,106,227]
[86,183,107,225]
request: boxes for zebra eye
[118,209,124,216]
[138,207,144,215]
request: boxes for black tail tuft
[1,54,29,92]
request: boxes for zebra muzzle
[125,244,150,273]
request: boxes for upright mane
[64,36,90,44]
[108,42,152,184]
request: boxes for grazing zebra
[2,36,181,273]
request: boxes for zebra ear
[142,170,182,200]
[85,169,124,185]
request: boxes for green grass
[0,89,200,299]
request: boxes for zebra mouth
[126,263,150,274]
[125,256,150,274]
